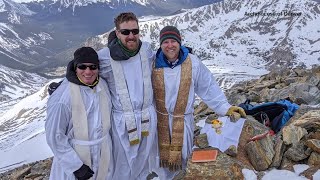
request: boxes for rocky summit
[1,65,320,179]
[188,65,320,179]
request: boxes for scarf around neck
[108,38,142,61]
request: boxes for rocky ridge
[187,65,320,179]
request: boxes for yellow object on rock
[211,119,223,134]
[211,119,222,125]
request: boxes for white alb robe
[45,79,113,180]
[98,42,158,179]
[154,53,232,179]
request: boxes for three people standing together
[45,12,245,180]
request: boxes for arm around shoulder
[98,47,113,78]
[144,41,155,61]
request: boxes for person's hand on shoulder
[48,81,62,95]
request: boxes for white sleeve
[45,102,83,175]
[98,47,113,79]
[98,47,116,97]
[143,42,156,69]
[146,43,155,61]
[193,56,231,116]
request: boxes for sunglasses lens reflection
[120,29,139,35]
[77,64,98,70]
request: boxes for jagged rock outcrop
[226,65,320,106]
[245,135,275,171]
[0,158,52,180]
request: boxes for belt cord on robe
[109,48,152,145]
[152,56,192,171]
[70,79,111,179]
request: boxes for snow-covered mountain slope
[0,131,52,173]
[0,0,34,16]
[24,0,219,11]
[0,79,61,172]
[0,0,220,74]
[87,0,320,87]
[136,0,320,88]
[0,0,58,71]
[0,65,48,116]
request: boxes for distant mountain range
[134,0,320,70]
[1,0,320,108]
[87,0,320,87]
[0,0,220,74]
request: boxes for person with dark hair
[98,12,157,179]
[45,47,113,180]
[152,26,246,179]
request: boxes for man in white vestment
[46,47,113,180]
[152,26,246,179]
[98,12,157,179]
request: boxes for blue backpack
[239,99,299,133]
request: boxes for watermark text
[245,11,302,17]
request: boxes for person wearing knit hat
[159,26,182,45]
[47,47,100,95]
[46,46,114,180]
[98,12,158,180]
[152,26,246,179]
[73,46,99,67]
[71,46,100,86]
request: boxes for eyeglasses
[119,29,139,35]
[77,64,99,70]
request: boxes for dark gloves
[73,164,94,180]
[48,81,62,95]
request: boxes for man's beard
[125,38,139,51]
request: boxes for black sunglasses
[119,29,139,35]
[77,64,99,70]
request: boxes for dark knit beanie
[73,47,99,67]
[159,26,181,45]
